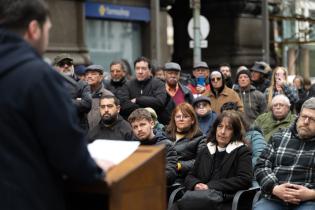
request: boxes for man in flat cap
[164,62,194,105]
[85,64,113,131]
[187,61,211,98]
[254,97,315,209]
[53,53,92,131]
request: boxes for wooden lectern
[66,145,166,210]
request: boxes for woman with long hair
[265,66,298,110]
[166,102,206,184]
[176,111,252,210]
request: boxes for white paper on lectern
[87,139,140,164]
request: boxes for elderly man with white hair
[254,94,296,142]
[254,97,315,209]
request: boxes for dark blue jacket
[0,29,104,210]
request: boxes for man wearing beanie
[233,69,267,123]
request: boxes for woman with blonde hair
[166,102,206,184]
[265,66,298,109]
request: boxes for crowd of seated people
[53,53,315,209]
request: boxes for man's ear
[150,119,155,128]
[24,20,41,42]
[117,105,121,113]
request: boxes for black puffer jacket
[138,132,178,185]
[168,131,207,179]
[118,77,167,123]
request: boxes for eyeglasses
[57,60,73,67]
[211,77,221,82]
[272,103,286,108]
[299,115,315,124]
[195,102,210,109]
[174,115,191,121]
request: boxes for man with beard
[104,59,128,96]
[254,97,315,210]
[53,53,92,131]
[0,1,113,210]
[88,95,133,142]
[85,64,113,131]
[128,108,177,186]
[219,63,233,88]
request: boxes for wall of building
[45,0,171,73]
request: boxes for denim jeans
[253,198,315,210]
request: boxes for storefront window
[85,19,142,74]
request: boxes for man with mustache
[254,97,315,209]
[164,62,194,105]
[88,95,133,142]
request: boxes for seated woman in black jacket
[165,102,207,185]
[177,110,252,210]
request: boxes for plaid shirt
[254,122,315,199]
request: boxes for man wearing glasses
[254,94,296,142]
[254,97,315,210]
[53,53,92,131]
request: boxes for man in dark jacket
[220,63,234,88]
[0,1,113,210]
[104,59,128,96]
[118,56,168,124]
[53,53,92,131]
[233,69,267,123]
[88,95,133,142]
[128,108,178,186]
